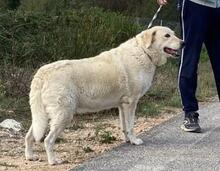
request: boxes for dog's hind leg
[44,122,65,165]
[25,125,39,161]
[44,104,74,165]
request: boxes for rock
[0,119,22,132]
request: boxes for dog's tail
[29,75,48,142]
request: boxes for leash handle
[147,5,163,29]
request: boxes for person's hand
[157,0,168,5]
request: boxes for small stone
[0,119,22,132]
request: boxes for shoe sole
[180,125,202,133]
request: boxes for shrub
[0,65,32,97]
[0,8,141,68]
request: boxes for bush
[0,8,141,68]
[0,65,32,97]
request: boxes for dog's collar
[140,47,154,64]
[144,50,154,64]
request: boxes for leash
[147,5,163,29]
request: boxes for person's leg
[178,0,211,132]
[178,0,210,113]
[205,8,220,98]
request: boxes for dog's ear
[136,29,156,49]
[143,30,156,48]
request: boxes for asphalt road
[71,100,220,171]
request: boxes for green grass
[94,124,116,144]
[138,101,161,116]
[98,131,116,144]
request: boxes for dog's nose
[180,41,185,48]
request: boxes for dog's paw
[130,138,143,145]
[124,136,130,143]
[49,158,66,165]
[26,155,39,161]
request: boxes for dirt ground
[0,109,180,171]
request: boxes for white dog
[25,26,183,165]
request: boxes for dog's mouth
[164,47,180,57]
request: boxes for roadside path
[71,99,220,171]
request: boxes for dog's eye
[165,34,171,38]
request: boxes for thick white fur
[25,26,182,165]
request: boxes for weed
[0,162,18,168]
[83,146,94,153]
[95,124,116,144]
[98,131,116,144]
[55,137,67,143]
[94,123,104,136]
[68,123,84,130]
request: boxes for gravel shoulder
[0,108,179,171]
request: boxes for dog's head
[136,26,184,65]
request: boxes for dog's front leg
[120,101,143,145]
[119,106,129,142]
